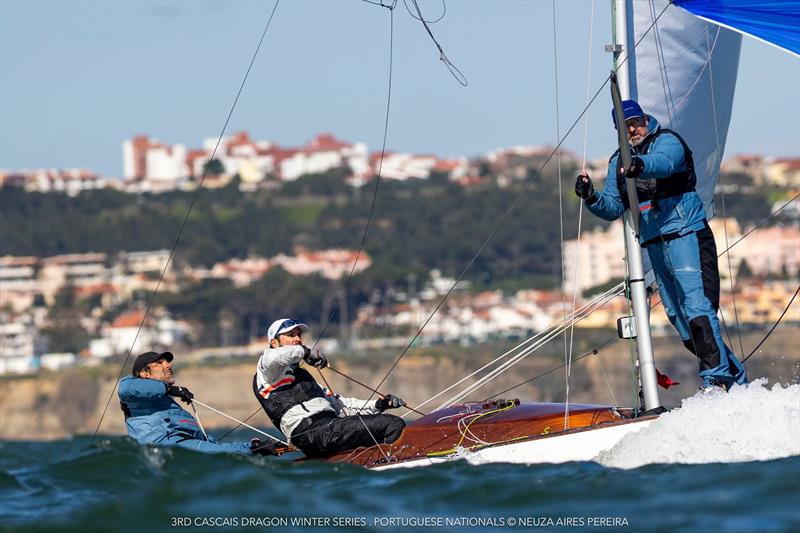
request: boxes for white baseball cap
[267,318,309,341]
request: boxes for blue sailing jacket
[118,376,251,455]
[587,115,708,244]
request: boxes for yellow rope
[426,401,518,458]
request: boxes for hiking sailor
[253,318,406,457]
[119,351,280,456]
[574,100,748,391]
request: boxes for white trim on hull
[372,418,654,471]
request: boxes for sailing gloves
[303,346,328,369]
[627,156,645,178]
[249,438,285,456]
[376,394,407,411]
[166,385,194,404]
[574,174,597,205]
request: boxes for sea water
[1,380,798,532]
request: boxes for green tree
[202,158,226,176]
[736,259,754,280]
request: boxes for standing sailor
[253,318,406,457]
[574,100,747,391]
[119,351,280,456]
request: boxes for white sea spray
[596,379,800,469]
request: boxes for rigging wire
[488,282,800,401]
[406,0,467,85]
[549,0,570,430]
[359,417,392,463]
[649,0,676,126]
[89,0,282,444]
[314,4,395,345]
[404,282,625,417]
[217,3,398,441]
[742,285,799,363]
[361,0,397,9]
[192,399,289,446]
[568,0,608,408]
[643,0,707,397]
[430,285,624,411]
[190,402,209,441]
[370,1,674,406]
[326,365,428,416]
[703,24,746,358]
[402,0,446,23]
[481,193,800,402]
[715,192,800,260]
[485,344,611,402]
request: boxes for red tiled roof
[111,310,147,328]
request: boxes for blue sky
[1,0,798,178]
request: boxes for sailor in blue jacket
[119,351,279,455]
[574,100,747,390]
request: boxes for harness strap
[641,219,709,248]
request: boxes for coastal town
[1,132,798,375]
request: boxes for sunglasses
[274,319,302,338]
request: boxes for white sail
[631,0,742,217]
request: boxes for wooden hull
[324,400,658,469]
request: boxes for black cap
[132,351,174,377]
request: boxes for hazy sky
[2,0,798,178]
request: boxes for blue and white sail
[631,0,742,218]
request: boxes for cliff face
[1,330,796,441]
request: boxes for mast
[610,0,661,411]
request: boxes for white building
[0,256,39,312]
[120,250,172,276]
[0,320,38,374]
[562,220,626,296]
[28,169,104,196]
[123,135,189,191]
[728,224,800,279]
[563,217,799,295]
[374,153,438,180]
[40,352,77,371]
[90,309,189,358]
[272,249,371,280]
[278,135,369,181]
[38,253,109,304]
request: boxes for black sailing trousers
[290,412,405,458]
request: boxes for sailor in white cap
[253,318,406,457]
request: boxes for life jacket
[252,365,327,429]
[613,128,697,209]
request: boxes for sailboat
[319,0,798,470]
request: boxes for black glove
[574,174,596,204]
[375,394,406,411]
[249,438,281,456]
[302,346,328,369]
[616,164,655,209]
[627,156,645,178]
[166,385,194,404]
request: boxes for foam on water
[597,379,800,469]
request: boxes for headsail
[631,0,742,218]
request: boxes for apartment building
[38,253,109,304]
[0,256,39,312]
[0,319,39,374]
